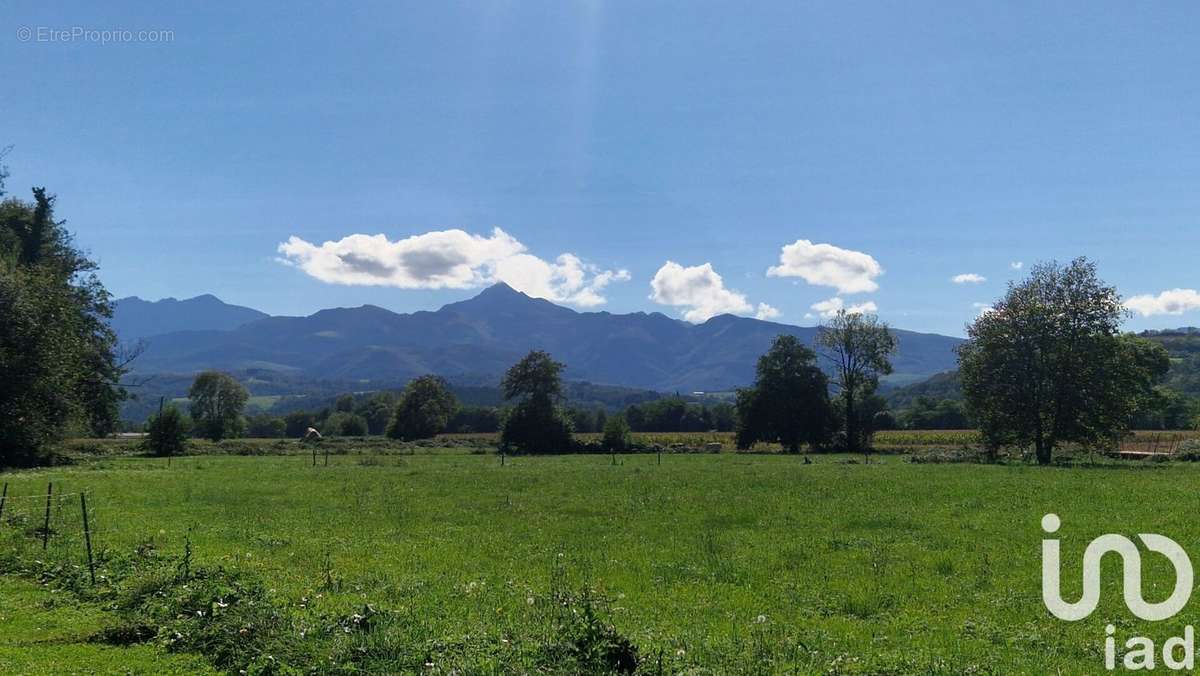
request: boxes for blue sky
[3,2,1199,337]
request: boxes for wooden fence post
[0,482,7,525]
[41,483,53,550]
[80,493,96,585]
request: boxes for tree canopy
[387,375,458,441]
[817,310,897,453]
[735,335,832,453]
[959,258,1168,464]
[500,350,573,453]
[1,166,129,465]
[188,371,249,442]
[501,350,565,403]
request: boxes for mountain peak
[438,283,576,318]
[476,282,524,298]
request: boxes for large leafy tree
[387,375,458,440]
[500,350,573,453]
[735,335,833,453]
[501,349,564,402]
[0,163,130,465]
[959,258,1168,464]
[817,310,897,453]
[188,371,249,441]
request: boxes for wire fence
[1,482,106,582]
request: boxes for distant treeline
[231,393,738,438]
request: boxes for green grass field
[1,449,1197,673]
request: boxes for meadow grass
[1,450,1198,673]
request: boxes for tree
[357,391,398,435]
[898,396,970,429]
[710,402,737,432]
[188,371,249,441]
[735,335,833,453]
[322,411,363,437]
[500,351,573,453]
[501,350,564,401]
[818,310,897,454]
[447,406,502,433]
[602,414,632,452]
[332,413,368,437]
[246,414,286,438]
[959,258,1168,464]
[144,405,190,457]
[567,406,599,433]
[387,375,458,440]
[1,181,130,465]
[1132,387,1197,430]
[284,411,316,438]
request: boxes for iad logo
[1042,514,1197,671]
[1041,513,1193,621]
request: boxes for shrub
[601,415,631,452]
[1177,439,1200,461]
[245,414,286,438]
[144,406,190,457]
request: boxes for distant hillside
[113,295,268,342]
[1140,328,1200,397]
[884,371,962,408]
[124,283,964,394]
[884,328,1200,410]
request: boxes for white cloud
[810,296,879,320]
[952,273,986,284]
[1125,289,1200,317]
[277,227,629,307]
[766,240,882,294]
[972,302,994,317]
[649,261,776,323]
[754,303,781,321]
[1010,261,1023,270]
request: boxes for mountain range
[116,284,965,393]
[113,294,268,341]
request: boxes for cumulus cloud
[766,240,882,294]
[755,303,781,321]
[1125,289,1200,317]
[952,273,986,284]
[1010,261,1024,270]
[649,261,778,323]
[810,297,879,320]
[277,227,629,307]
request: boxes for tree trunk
[1035,433,1051,465]
[844,389,857,453]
